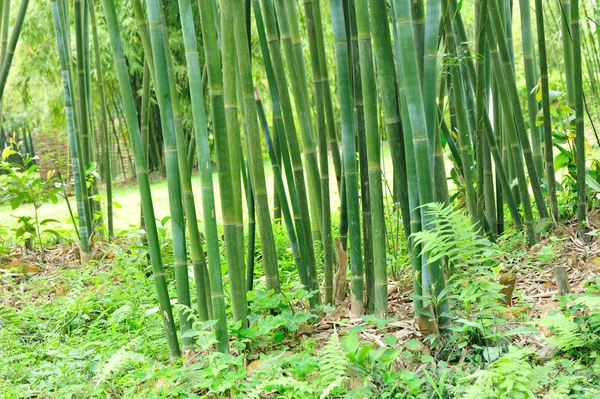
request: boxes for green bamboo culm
[445,13,478,227]
[303,0,333,305]
[220,0,248,324]
[346,0,374,314]
[330,0,364,317]
[571,0,586,228]
[159,6,212,324]
[255,89,303,283]
[561,0,576,108]
[518,0,543,179]
[50,0,90,256]
[145,0,195,351]
[89,0,113,240]
[313,0,343,188]
[367,0,411,240]
[274,0,323,242]
[257,0,321,302]
[198,0,250,330]
[534,0,559,222]
[177,0,228,353]
[232,0,281,294]
[74,0,93,215]
[392,0,449,331]
[488,24,537,244]
[0,0,30,103]
[487,0,549,221]
[354,0,387,316]
[422,0,441,158]
[99,0,180,358]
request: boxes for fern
[412,203,498,270]
[240,333,348,398]
[537,294,600,361]
[538,313,586,350]
[96,338,145,384]
[459,346,552,398]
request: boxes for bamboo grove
[1,0,594,356]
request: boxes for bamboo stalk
[232,0,281,295]
[89,0,113,240]
[355,0,387,316]
[178,0,228,351]
[488,0,548,220]
[392,0,449,330]
[99,0,180,358]
[572,0,586,228]
[51,0,90,256]
[534,0,559,222]
[330,0,364,316]
[275,0,323,241]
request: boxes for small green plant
[1,143,61,253]
[537,294,600,365]
[458,346,554,398]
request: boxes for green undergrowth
[1,206,600,398]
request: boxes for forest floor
[1,208,600,397]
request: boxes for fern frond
[96,338,145,384]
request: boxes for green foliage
[537,294,600,364]
[412,202,499,270]
[458,346,554,398]
[1,143,61,250]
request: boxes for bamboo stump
[553,266,571,295]
[499,273,517,306]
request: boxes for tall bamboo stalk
[445,15,478,226]
[355,0,386,316]
[220,1,246,320]
[197,0,245,328]
[275,0,323,240]
[572,0,586,228]
[0,0,30,103]
[488,0,548,220]
[232,0,281,296]
[367,0,411,240]
[392,0,449,330]
[51,0,90,256]
[303,0,333,305]
[145,0,195,351]
[89,0,113,240]
[518,0,543,179]
[534,0,559,222]
[177,0,228,352]
[330,0,363,316]
[99,0,180,358]
[561,0,576,108]
[257,0,320,301]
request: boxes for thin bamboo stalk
[145,0,195,351]
[367,0,412,239]
[488,0,548,220]
[99,0,180,358]
[51,0,90,255]
[275,0,323,240]
[518,0,543,179]
[330,0,364,316]
[0,0,29,103]
[392,0,449,330]
[232,0,281,295]
[89,0,113,240]
[572,0,586,227]
[178,0,228,352]
[534,0,559,222]
[257,0,320,301]
[355,0,387,316]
